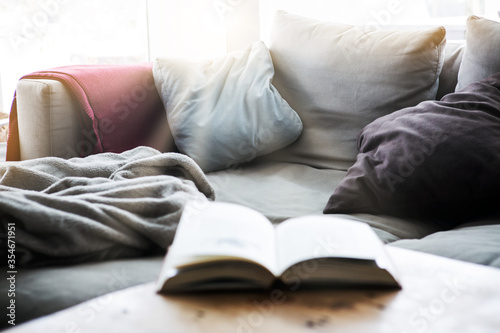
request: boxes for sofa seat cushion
[0,256,163,328]
[206,160,443,243]
[266,11,446,171]
[390,216,500,268]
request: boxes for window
[0,0,149,113]
[1,0,499,114]
[260,0,500,42]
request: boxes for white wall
[146,0,260,60]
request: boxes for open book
[157,202,400,293]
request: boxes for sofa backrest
[436,42,465,99]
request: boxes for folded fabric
[6,63,169,161]
[0,146,214,266]
[324,72,500,229]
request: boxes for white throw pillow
[153,41,303,172]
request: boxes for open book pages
[274,215,398,286]
[163,202,276,271]
[157,201,400,293]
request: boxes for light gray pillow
[267,11,446,171]
[436,42,465,100]
[153,41,303,173]
[456,16,500,91]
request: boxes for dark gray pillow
[456,16,500,91]
[324,73,500,229]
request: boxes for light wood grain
[6,247,500,333]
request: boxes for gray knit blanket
[0,147,215,266]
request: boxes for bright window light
[1,0,499,115]
[146,0,228,61]
[260,0,500,43]
[0,0,149,114]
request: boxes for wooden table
[6,247,500,332]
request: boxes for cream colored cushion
[456,16,500,91]
[267,11,447,171]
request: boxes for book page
[274,215,385,276]
[166,201,277,272]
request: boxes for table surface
[7,246,500,333]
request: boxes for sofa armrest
[16,78,87,160]
[16,77,176,161]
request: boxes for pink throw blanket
[7,63,168,161]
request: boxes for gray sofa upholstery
[3,13,500,328]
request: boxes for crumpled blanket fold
[0,147,214,266]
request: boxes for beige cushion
[456,16,500,91]
[206,160,442,242]
[267,11,447,171]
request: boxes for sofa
[2,11,500,328]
